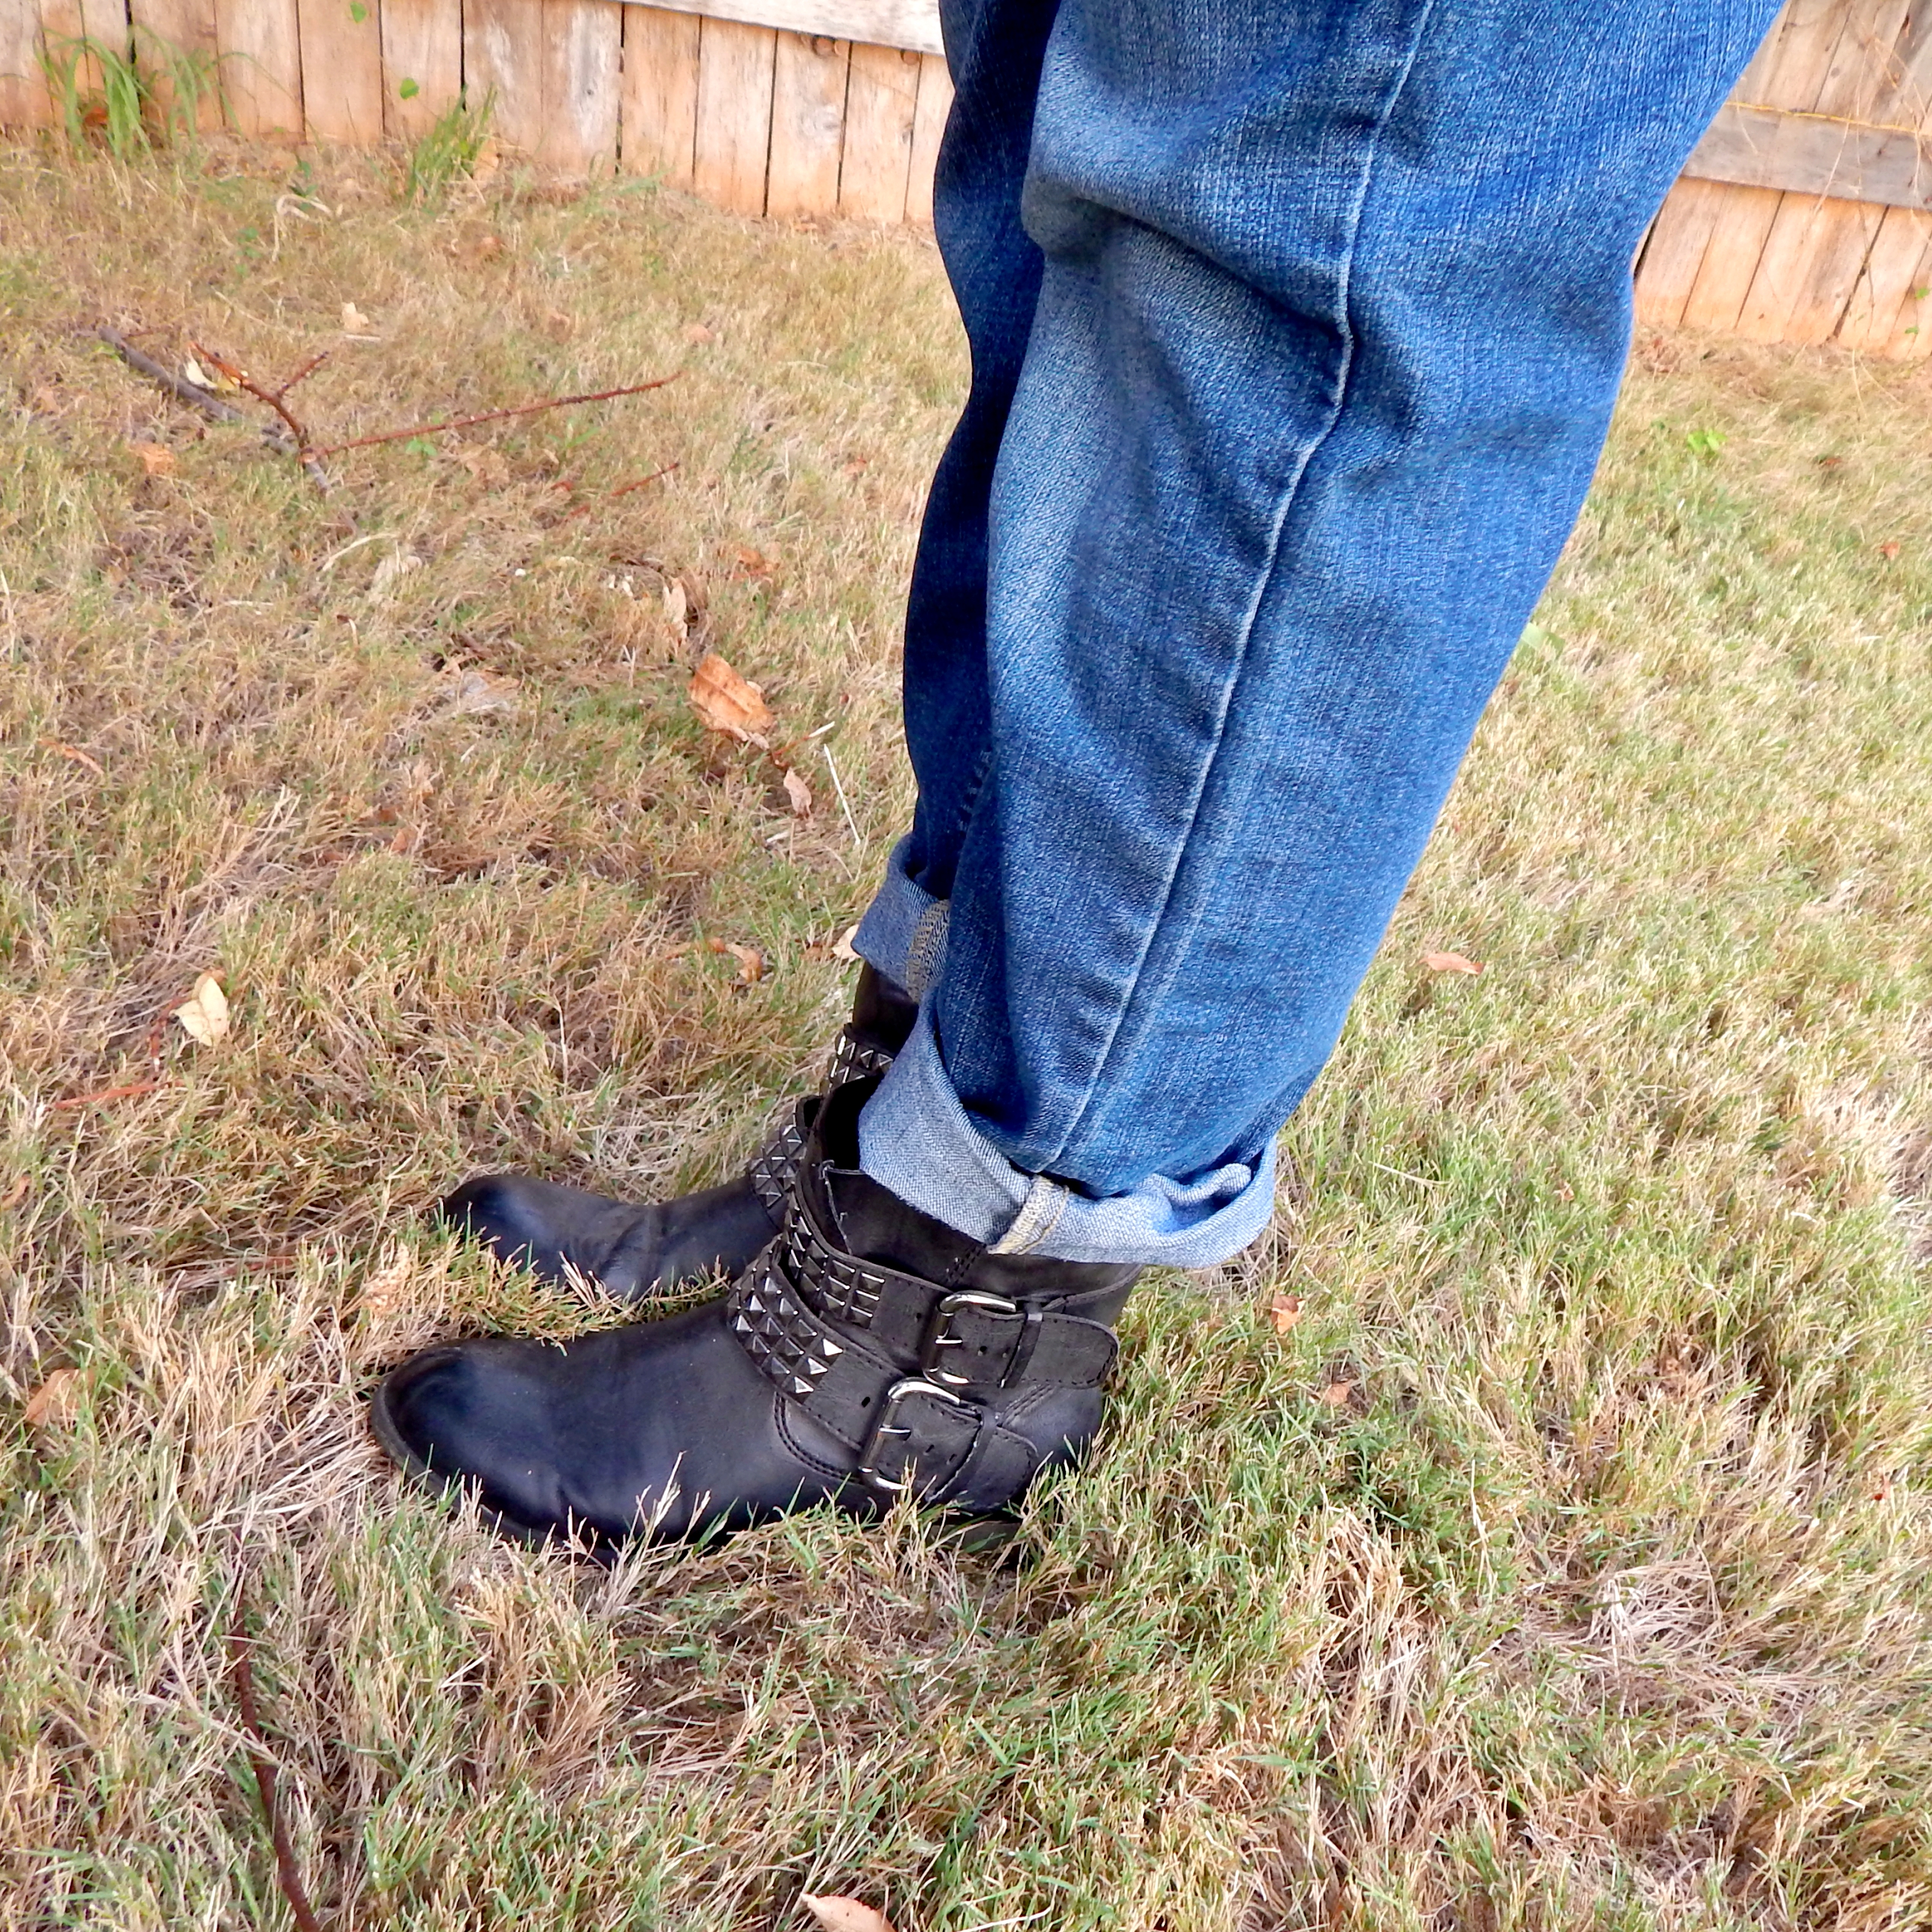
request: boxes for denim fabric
[856,0,1781,1266]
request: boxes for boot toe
[439,1174,580,1278]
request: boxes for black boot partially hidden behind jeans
[436,965,918,1302]
[371,1078,1140,1552]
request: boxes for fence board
[0,0,40,125]
[379,0,459,138]
[766,28,845,216]
[1738,190,1883,340]
[466,0,544,151]
[693,13,774,215]
[538,0,620,174]
[215,0,302,134]
[130,0,220,132]
[903,45,944,223]
[1884,266,1932,350]
[839,36,912,217]
[619,0,699,182]
[298,0,384,143]
[1835,201,1931,344]
[1634,177,1732,328]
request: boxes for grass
[2,137,1931,1931]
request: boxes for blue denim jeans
[851,0,1779,1268]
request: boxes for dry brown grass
[4,139,1931,1931]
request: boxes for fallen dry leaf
[131,439,177,477]
[445,669,519,718]
[704,937,766,984]
[454,444,510,486]
[182,353,234,394]
[1320,1380,1355,1408]
[689,652,775,746]
[833,924,862,964]
[470,136,501,185]
[1421,950,1483,976]
[801,1898,895,1932]
[1879,538,1902,562]
[783,766,813,816]
[543,308,576,342]
[1268,1294,1302,1335]
[734,544,775,579]
[23,1367,81,1430]
[661,579,690,628]
[39,737,105,778]
[681,321,714,344]
[174,972,230,1046]
[340,300,375,335]
[0,1174,28,1213]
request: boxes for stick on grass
[229,1621,325,1932]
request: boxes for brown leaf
[1268,1294,1302,1335]
[728,943,766,984]
[783,766,813,816]
[689,652,774,746]
[801,1898,896,1932]
[1420,950,1483,976]
[174,971,231,1046]
[23,1367,81,1430]
[1879,539,1902,562]
[543,308,576,342]
[39,737,105,778]
[131,439,177,477]
[445,669,520,718]
[681,321,715,345]
[470,136,501,185]
[734,544,775,579]
[1320,1380,1355,1408]
[340,300,375,336]
[833,924,862,964]
[359,1250,415,1323]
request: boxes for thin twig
[192,341,314,457]
[273,349,331,402]
[51,1078,162,1110]
[562,462,679,518]
[229,1621,326,1932]
[97,327,334,493]
[305,374,679,459]
[97,325,244,423]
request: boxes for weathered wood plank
[130,0,221,133]
[693,13,774,215]
[643,0,938,57]
[1836,201,1931,346]
[1633,177,1732,328]
[0,0,49,126]
[379,0,460,139]
[215,0,302,136]
[1683,101,1932,209]
[619,1,700,184]
[1738,191,1883,340]
[466,0,547,155]
[1884,262,1932,352]
[766,28,846,217]
[903,45,946,224]
[839,37,915,219]
[1681,182,1785,332]
[297,0,385,144]
[539,0,621,175]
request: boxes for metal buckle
[857,1376,972,1494]
[921,1290,1020,1388]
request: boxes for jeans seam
[1038,0,1439,1173]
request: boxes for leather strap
[745,1027,897,1217]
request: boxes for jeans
[851,0,1780,1268]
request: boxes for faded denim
[853,0,1781,1266]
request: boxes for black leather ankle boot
[370,1079,1140,1553]
[437,965,918,1301]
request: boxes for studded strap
[744,1029,897,1218]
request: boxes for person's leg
[854,0,1782,1270]
[373,0,1782,1548]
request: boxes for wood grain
[1738,191,1883,340]
[0,0,48,125]
[1633,177,1732,328]
[465,0,546,154]
[1835,201,1931,346]
[538,0,621,175]
[838,37,915,219]
[296,0,384,144]
[130,0,221,133]
[903,45,947,223]
[215,0,302,135]
[693,13,775,215]
[378,0,460,139]
[645,0,938,56]
[619,1,700,183]
[766,28,846,216]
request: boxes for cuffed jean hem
[851,844,1280,1269]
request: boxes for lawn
[3,137,1931,1932]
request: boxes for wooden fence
[0,0,951,224]
[6,0,1932,350]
